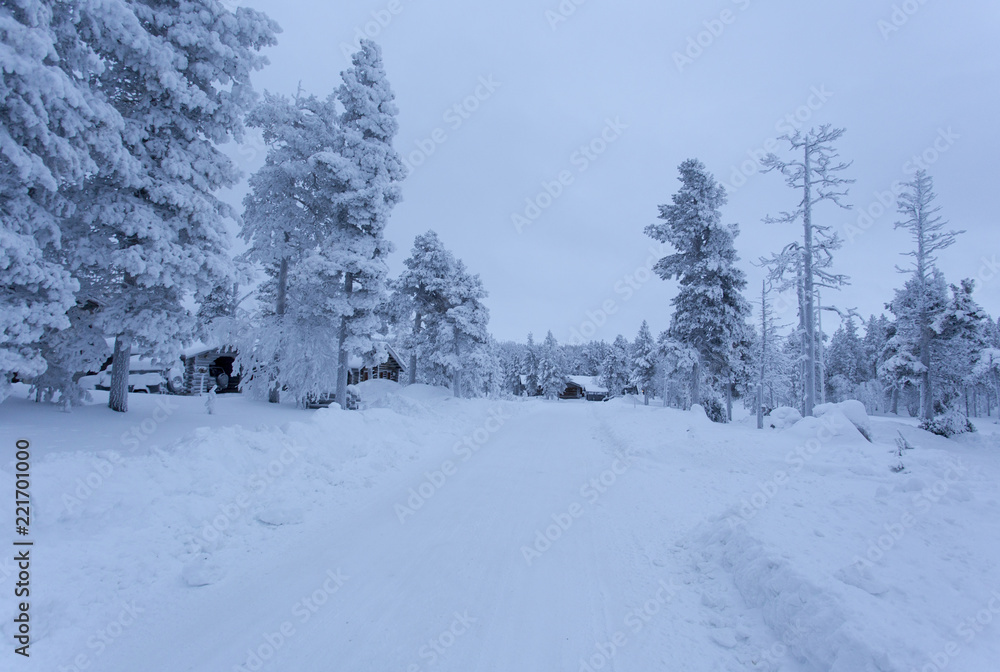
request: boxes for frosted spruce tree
[523,333,540,395]
[332,40,406,408]
[601,335,632,398]
[240,40,403,407]
[0,1,135,400]
[892,170,964,421]
[395,231,459,386]
[826,317,867,402]
[631,320,656,405]
[760,126,853,417]
[881,269,950,416]
[537,331,567,399]
[394,231,489,397]
[67,0,278,412]
[928,279,990,434]
[239,90,343,403]
[646,159,751,419]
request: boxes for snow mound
[353,380,454,416]
[396,383,454,403]
[698,520,908,671]
[784,410,870,447]
[765,406,802,429]
[815,400,872,441]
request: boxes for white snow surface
[766,405,804,430]
[2,384,1000,671]
[815,399,873,441]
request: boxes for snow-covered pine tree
[394,231,490,397]
[523,332,540,395]
[537,331,567,399]
[761,125,854,417]
[239,89,342,403]
[469,336,504,398]
[751,280,791,417]
[631,321,656,405]
[67,0,278,412]
[930,279,990,430]
[395,231,457,386]
[497,341,524,396]
[331,40,406,408]
[0,1,135,400]
[893,170,964,421]
[601,334,632,398]
[881,269,950,416]
[645,158,751,419]
[656,333,699,409]
[584,340,610,377]
[826,316,866,402]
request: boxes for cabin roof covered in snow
[569,375,606,393]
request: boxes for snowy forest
[3,0,996,440]
[6,2,1000,670]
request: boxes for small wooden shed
[182,346,241,394]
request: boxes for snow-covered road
[93,401,782,671]
[6,386,1000,671]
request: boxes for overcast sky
[222,0,1000,345]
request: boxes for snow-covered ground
[2,384,999,671]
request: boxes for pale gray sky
[224,0,1000,343]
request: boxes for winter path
[3,385,1000,671]
[89,401,785,672]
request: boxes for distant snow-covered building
[567,375,609,401]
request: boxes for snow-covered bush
[702,394,726,423]
[765,406,802,430]
[920,408,976,438]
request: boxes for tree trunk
[726,375,733,422]
[108,333,132,413]
[890,385,899,415]
[756,383,764,429]
[691,358,700,408]
[335,273,354,409]
[452,333,462,398]
[408,311,420,385]
[269,255,289,404]
[919,333,932,420]
[802,138,817,417]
